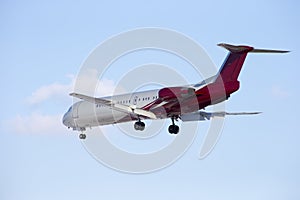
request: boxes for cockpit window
[67,106,72,112]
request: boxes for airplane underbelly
[95,107,129,125]
[74,102,127,127]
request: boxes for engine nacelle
[158,87,195,99]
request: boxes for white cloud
[73,68,126,97]
[7,73,124,135]
[27,72,125,105]
[95,78,126,97]
[5,112,66,135]
[27,75,74,105]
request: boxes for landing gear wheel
[168,125,179,134]
[79,133,86,140]
[168,116,180,134]
[134,121,145,131]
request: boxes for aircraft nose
[62,111,73,128]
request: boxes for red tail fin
[215,43,253,84]
[215,43,289,84]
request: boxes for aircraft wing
[70,93,157,119]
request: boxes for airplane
[62,43,288,139]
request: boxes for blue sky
[1,0,300,200]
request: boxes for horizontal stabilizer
[218,43,289,54]
[217,43,253,53]
[181,111,261,121]
[217,111,262,116]
[250,48,290,53]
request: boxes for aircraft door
[131,95,138,106]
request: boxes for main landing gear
[168,116,179,134]
[133,117,180,134]
[134,120,145,131]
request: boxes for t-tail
[215,43,289,84]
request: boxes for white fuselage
[63,89,160,129]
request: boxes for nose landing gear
[79,133,86,140]
[77,127,86,140]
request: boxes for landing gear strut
[168,116,179,134]
[78,127,86,140]
[134,120,145,131]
